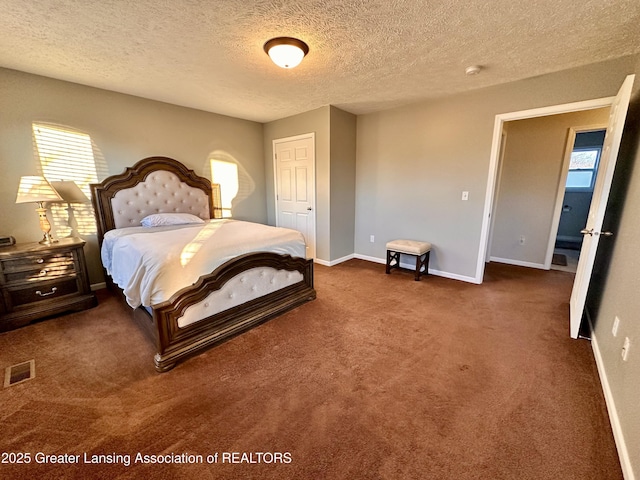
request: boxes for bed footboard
[150,252,315,372]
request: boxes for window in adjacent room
[565,147,601,191]
[210,159,239,218]
[32,123,98,235]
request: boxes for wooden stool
[385,240,432,281]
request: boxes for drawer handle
[36,258,45,264]
[36,287,58,297]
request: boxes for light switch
[462,191,469,201]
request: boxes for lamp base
[35,207,57,245]
[39,232,58,245]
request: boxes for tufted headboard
[91,157,216,245]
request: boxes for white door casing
[485,129,508,261]
[273,133,316,259]
[569,74,634,339]
[478,97,616,284]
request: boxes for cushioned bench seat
[385,239,432,281]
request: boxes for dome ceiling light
[465,65,482,76]
[263,37,309,69]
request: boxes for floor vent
[552,253,568,266]
[4,360,35,388]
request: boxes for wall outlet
[461,191,469,201]
[622,337,631,362]
[612,316,620,337]
[519,235,525,245]
[370,235,375,243]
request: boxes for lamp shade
[264,37,309,69]
[50,180,89,203]
[15,176,63,204]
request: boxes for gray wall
[490,109,609,265]
[263,106,330,261]
[0,68,265,284]
[588,60,640,479]
[329,106,357,261]
[263,105,357,263]
[352,56,639,473]
[557,191,592,242]
[355,55,638,280]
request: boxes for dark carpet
[0,260,622,480]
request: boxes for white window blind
[32,123,98,235]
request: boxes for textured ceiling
[1,0,639,123]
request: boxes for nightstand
[0,238,97,332]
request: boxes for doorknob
[601,231,614,237]
[307,207,312,211]
[580,228,593,236]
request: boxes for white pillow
[141,213,205,227]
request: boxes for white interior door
[569,74,635,338]
[274,134,316,259]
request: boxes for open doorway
[477,73,634,340]
[551,129,606,273]
[485,110,610,272]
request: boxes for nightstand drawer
[2,252,74,274]
[8,279,79,308]
[4,263,76,284]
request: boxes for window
[565,148,600,191]
[32,123,99,235]
[210,159,239,218]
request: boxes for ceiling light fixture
[264,37,309,69]
[465,65,482,76]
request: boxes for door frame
[543,124,608,270]
[272,132,317,259]
[485,128,508,261]
[476,96,615,283]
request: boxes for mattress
[101,219,306,308]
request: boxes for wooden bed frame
[91,157,316,372]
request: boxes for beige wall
[355,55,638,280]
[0,68,265,284]
[589,62,640,478]
[329,106,357,261]
[490,109,609,266]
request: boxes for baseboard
[354,253,387,265]
[314,254,355,267]
[489,256,546,270]
[91,282,106,291]
[353,254,478,284]
[556,235,583,244]
[589,317,636,480]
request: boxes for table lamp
[15,176,63,244]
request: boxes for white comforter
[101,219,306,308]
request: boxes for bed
[91,156,316,372]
